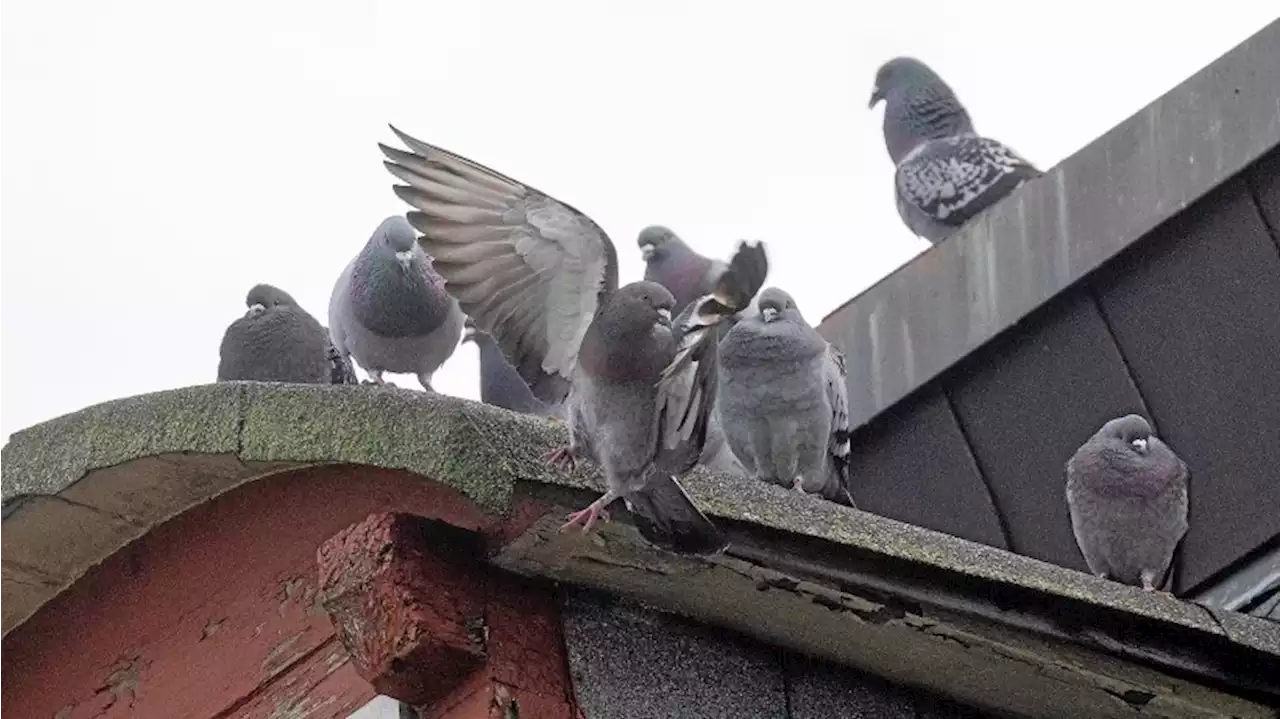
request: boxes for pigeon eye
[1129,438,1148,453]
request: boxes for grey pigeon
[463,316,561,417]
[716,288,853,506]
[638,225,759,334]
[1066,414,1190,591]
[328,215,465,391]
[217,284,334,384]
[380,127,768,555]
[699,410,750,479]
[869,57,1041,244]
[638,225,726,315]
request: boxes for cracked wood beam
[316,512,580,718]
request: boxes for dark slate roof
[562,589,991,718]
[816,19,1280,597]
[3,384,1278,718]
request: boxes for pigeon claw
[542,446,577,471]
[559,504,611,534]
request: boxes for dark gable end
[818,19,1280,600]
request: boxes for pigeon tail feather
[626,472,726,556]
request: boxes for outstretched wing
[655,241,770,473]
[896,133,1041,241]
[381,127,618,404]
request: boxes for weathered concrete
[4,385,1278,717]
[818,19,1280,431]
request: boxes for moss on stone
[2,384,242,502]
[0,382,1255,642]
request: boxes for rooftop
[816,18,1280,603]
[3,383,1278,717]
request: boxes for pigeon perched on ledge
[1066,414,1189,591]
[869,56,1041,244]
[717,288,854,506]
[218,284,333,384]
[328,216,465,391]
[380,127,769,555]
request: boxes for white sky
[2,2,1275,441]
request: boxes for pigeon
[463,316,560,417]
[638,225,759,332]
[325,341,359,385]
[380,127,769,555]
[217,284,335,384]
[716,288,854,505]
[699,410,750,479]
[1065,414,1190,591]
[869,57,1041,244]
[328,215,466,391]
[638,225,726,315]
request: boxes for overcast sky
[2,1,1275,440]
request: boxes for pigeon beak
[657,307,672,326]
[395,250,414,269]
[868,86,883,109]
[640,243,656,261]
[247,303,266,317]
[761,307,779,323]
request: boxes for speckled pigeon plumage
[328,215,465,391]
[463,317,561,417]
[1066,414,1189,591]
[870,57,1041,244]
[381,127,769,555]
[325,341,359,385]
[716,288,854,506]
[218,284,334,384]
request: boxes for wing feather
[896,132,1041,231]
[653,240,770,473]
[824,343,855,505]
[381,127,619,403]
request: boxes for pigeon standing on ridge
[218,284,334,384]
[328,216,465,391]
[717,288,854,505]
[380,127,769,555]
[869,57,1042,244]
[1066,414,1190,591]
[463,317,561,417]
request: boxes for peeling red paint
[318,513,580,718]
[2,465,541,719]
[318,513,488,706]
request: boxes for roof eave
[819,19,1280,431]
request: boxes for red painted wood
[0,465,544,719]
[415,573,579,719]
[318,513,487,705]
[316,512,580,718]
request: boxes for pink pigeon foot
[543,446,577,471]
[558,490,619,535]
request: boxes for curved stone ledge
[4,383,1278,716]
